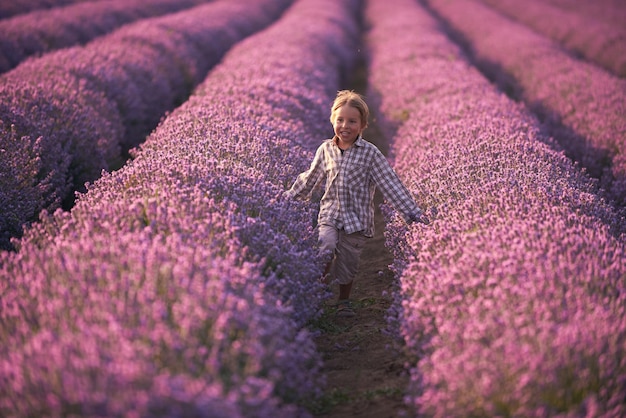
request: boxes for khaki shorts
[318,224,367,285]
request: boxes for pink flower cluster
[1,0,360,415]
[0,0,212,74]
[366,0,626,416]
[424,0,626,206]
[0,0,291,250]
[475,0,626,78]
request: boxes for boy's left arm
[371,152,429,225]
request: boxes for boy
[284,90,428,317]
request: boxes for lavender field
[1,0,625,416]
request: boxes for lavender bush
[475,0,626,78]
[366,0,626,415]
[1,0,361,415]
[0,0,292,250]
[0,119,61,248]
[0,0,213,74]
[0,0,96,20]
[544,0,626,29]
[0,77,121,250]
[423,0,626,206]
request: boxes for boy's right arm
[283,146,325,200]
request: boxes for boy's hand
[410,211,429,225]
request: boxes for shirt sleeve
[284,144,326,200]
[370,148,422,221]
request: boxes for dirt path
[308,59,413,416]
[310,195,412,417]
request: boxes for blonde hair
[330,90,369,129]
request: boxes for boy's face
[333,105,363,145]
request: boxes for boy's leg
[335,230,366,301]
[339,281,353,300]
[318,224,338,284]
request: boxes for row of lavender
[422,0,626,207]
[0,0,361,415]
[366,0,626,415]
[0,0,213,74]
[0,0,93,19]
[544,0,626,28]
[476,0,626,78]
[0,0,292,250]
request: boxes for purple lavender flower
[1,0,361,414]
[424,0,626,205]
[366,0,626,415]
[0,0,293,249]
[0,0,94,20]
[475,0,626,78]
[0,0,212,74]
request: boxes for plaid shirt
[285,136,422,237]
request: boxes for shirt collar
[333,135,365,148]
